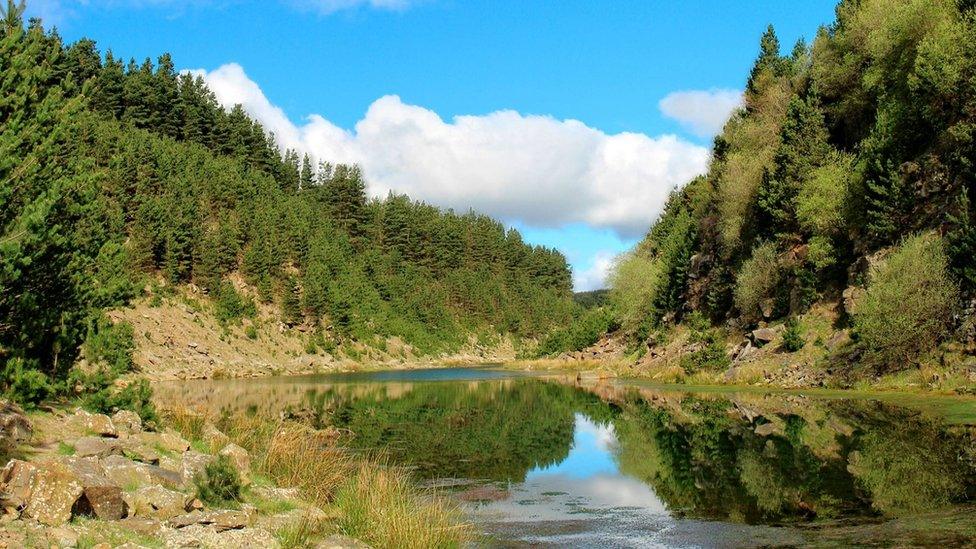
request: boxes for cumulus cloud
[572,251,616,292]
[192,63,710,238]
[659,88,743,138]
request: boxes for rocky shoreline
[0,402,365,549]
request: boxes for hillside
[0,5,571,404]
[538,0,976,391]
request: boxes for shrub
[609,253,663,334]
[83,315,135,375]
[79,378,159,428]
[781,317,805,352]
[214,282,256,325]
[853,233,959,370]
[195,455,243,506]
[734,242,782,320]
[680,313,731,373]
[244,325,258,340]
[532,308,616,357]
[0,358,55,408]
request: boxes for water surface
[156,367,976,547]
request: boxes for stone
[754,422,782,437]
[102,455,182,490]
[23,459,84,526]
[0,400,32,449]
[202,423,230,450]
[163,525,280,549]
[127,485,190,520]
[0,459,37,511]
[169,509,249,531]
[112,410,143,434]
[759,298,776,319]
[72,410,118,438]
[159,431,191,453]
[180,450,214,485]
[46,526,79,548]
[219,443,250,476]
[121,442,162,465]
[73,436,123,458]
[315,535,371,549]
[63,456,127,520]
[751,327,778,346]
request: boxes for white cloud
[192,63,710,239]
[572,251,616,292]
[659,88,743,138]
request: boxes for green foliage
[734,242,782,320]
[532,307,617,357]
[853,233,959,370]
[679,313,731,373]
[80,379,159,428]
[781,317,805,352]
[1,358,54,408]
[194,455,243,507]
[83,315,135,376]
[609,253,662,334]
[213,282,256,325]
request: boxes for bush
[734,242,782,320]
[532,308,616,357]
[83,315,135,375]
[0,358,54,408]
[78,378,159,428]
[609,253,663,334]
[680,313,731,373]
[853,234,959,370]
[781,317,805,352]
[244,325,258,340]
[214,282,256,325]
[195,455,243,506]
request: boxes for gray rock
[202,423,230,451]
[71,410,118,438]
[316,535,371,549]
[63,456,127,520]
[23,459,84,526]
[180,450,214,485]
[169,509,249,531]
[127,485,191,520]
[112,410,143,434]
[219,443,250,478]
[73,436,123,458]
[754,422,782,437]
[751,327,778,345]
[163,525,280,549]
[0,459,37,511]
[0,400,32,450]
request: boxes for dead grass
[159,404,474,548]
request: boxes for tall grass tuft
[335,464,473,549]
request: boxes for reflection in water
[155,368,976,547]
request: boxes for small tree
[781,317,804,352]
[853,234,959,370]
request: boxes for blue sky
[32,0,839,290]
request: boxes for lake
[155,367,976,548]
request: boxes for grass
[74,517,164,548]
[160,405,474,548]
[275,512,330,549]
[57,441,76,456]
[335,464,473,549]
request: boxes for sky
[28,0,839,291]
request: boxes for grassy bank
[161,405,474,548]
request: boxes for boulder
[159,431,191,453]
[71,410,118,438]
[180,450,214,485]
[101,455,182,490]
[0,400,32,449]
[46,526,80,548]
[0,459,37,511]
[63,456,127,520]
[163,525,280,549]
[219,443,250,477]
[202,423,230,451]
[754,422,782,437]
[112,410,143,434]
[121,442,161,465]
[127,485,191,520]
[73,436,123,458]
[751,327,778,346]
[23,459,84,526]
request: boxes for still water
[156,367,976,547]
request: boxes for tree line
[0,1,573,405]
